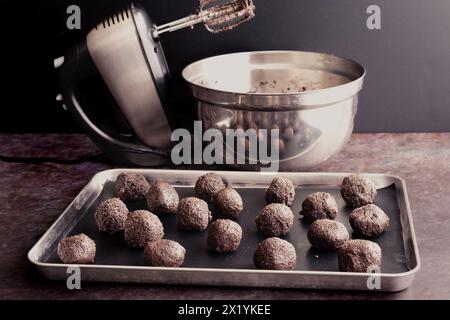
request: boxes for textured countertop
[1,133,449,300]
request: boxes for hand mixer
[55,0,255,166]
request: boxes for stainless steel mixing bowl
[182,51,365,171]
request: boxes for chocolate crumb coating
[282,127,294,141]
[277,139,286,154]
[350,204,390,238]
[265,177,296,206]
[176,197,212,232]
[339,239,382,273]
[195,172,227,202]
[115,172,150,201]
[307,219,350,251]
[341,175,377,208]
[95,198,128,234]
[213,188,244,219]
[144,239,186,267]
[301,192,338,222]
[254,237,297,270]
[124,210,164,248]
[57,234,96,264]
[255,203,294,237]
[207,219,243,253]
[146,182,179,215]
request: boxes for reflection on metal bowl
[183,51,365,171]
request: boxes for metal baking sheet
[28,170,420,291]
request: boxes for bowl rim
[182,50,366,111]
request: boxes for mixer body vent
[95,8,132,30]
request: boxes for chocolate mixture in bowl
[227,110,319,160]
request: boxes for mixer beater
[153,0,255,37]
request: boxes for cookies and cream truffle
[146,182,179,215]
[301,192,338,222]
[213,188,244,219]
[307,219,350,251]
[57,234,96,264]
[144,239,186,267]
[341,175,377,208]
[207,219,243,253]
[350,204,390,238]
[195,172,227,202]
[95,198,128,234]
[124,210,164,248]
[255,203,294,237]
[115,172,150,201]
[338,239,382,273]
[254,237,297,270]
[265,177,296,206]
[176,197,212,232]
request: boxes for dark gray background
[3,0,450,133]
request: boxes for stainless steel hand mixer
[55,0,256,166]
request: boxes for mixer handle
[58,39,170,159]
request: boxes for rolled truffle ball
[57,234,96,264]
[301,192,338,222]
[115,172,150,201]
[176,197,212,232]
[255,203,294,237]
[95,198,128,234]
[265,177,296,206]
[350,204,390,238]
[341,175,377,208]
[338,239,382,273]
[307,219,350,251]
[146,182,179,215]
[195,172,227,202]
[207,219,243,253]
[254,237,297,270]
[213,188,244,219]
[124,210,164,248]
[144,239,186,267]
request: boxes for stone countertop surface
[0,133,449,300]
